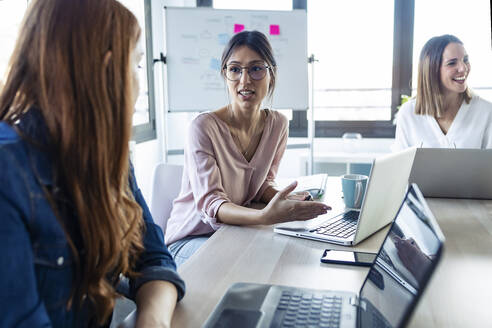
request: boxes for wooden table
[406,198,492,327]
[171,197,492,327]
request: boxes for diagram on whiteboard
[165,7,308,112]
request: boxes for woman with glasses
[165,31,330,266]
[392,34,492,151]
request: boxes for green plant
[396,94,411,112]
[394,94,411,125]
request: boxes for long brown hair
[0,0,144,324]
[415,34,472,117]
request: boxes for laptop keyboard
[372,311,391,328]
[310,210,359,239]
[270,290,342,328]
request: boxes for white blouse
[392,95,492,151]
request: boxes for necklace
[228,106,265,159]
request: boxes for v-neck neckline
[210,110,271,165]
[429,100,468,138]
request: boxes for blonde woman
[393,34,492,150]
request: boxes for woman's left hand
[260,182,330,225]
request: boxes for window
[119,0,157,142]
[308,0,394,122]
[291,0,412,138]
[413,0,492,102]
[0,0,156,143]
[0,0,29,84]
[119,0,150,126]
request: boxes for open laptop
[203,184,445,328]
[409,148,492,199]
[274,148,417,246]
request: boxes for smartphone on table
[320,249,377,267]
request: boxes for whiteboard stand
[153,53,169,163]
[307,54,318,176]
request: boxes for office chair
[115,163,184,304]
[149,162,184,235]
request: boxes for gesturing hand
[391,235,432,282]
[261,181,331,225]
[286,190,312,201]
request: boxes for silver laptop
[203,184,445,328]
[274,148,416,246]
[409,148,492,199]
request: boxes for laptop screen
[357,184,445,328]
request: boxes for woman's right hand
[260,182,331,225]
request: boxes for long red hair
[0,0,144,324]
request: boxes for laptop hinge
[349,296,366,311]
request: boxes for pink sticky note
[234,24,245,33]
[270,24,280,35]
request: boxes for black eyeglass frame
[222,64,272,81]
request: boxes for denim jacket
[0,110,185,327]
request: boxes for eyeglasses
[223,64,271,81]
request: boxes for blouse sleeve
[255,113,288,201]
[128,165,186,301]
[392,102,412,152]
[185,115,230,228]
[481,99,492,149]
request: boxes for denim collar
[0,121,20,142]
[16,108,54,186]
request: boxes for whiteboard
[164,7,308,111]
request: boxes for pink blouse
[165,110,288,245]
